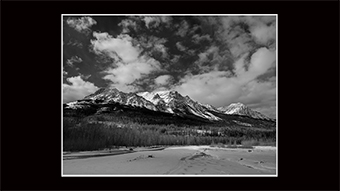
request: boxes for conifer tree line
[63,115,276,151]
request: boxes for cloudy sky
[63,15,276,118]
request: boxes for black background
[1,0,339,191]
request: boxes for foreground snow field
[63,146,276,175]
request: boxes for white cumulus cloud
[174,47,276,118]
[192,34,212,44]
[66,56,82,67]
[250,21,276,45]
[118,19,138,33]
[66,16,97,34]
[91,32,141,63]
[63,76,99,103]
[154,75,172,85]
[176,42,187,52]
[143,16,172,29]
[175,20,190,37]
[102,56,162,93]
[91,31,166,92]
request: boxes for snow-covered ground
[253,146,277,150]
[166,145,212,150]
[63,145,276,176]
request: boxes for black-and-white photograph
[62,14,277,176]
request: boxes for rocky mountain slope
[64,87,274,122]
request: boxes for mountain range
[64,86,274,122]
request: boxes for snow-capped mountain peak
[80,86,157,111]
[65,86,272,122]
[83,86,120,100]
[137,90,222,121]
[137,90,181,105]
[217,102,272,120]
[229,102,245,107]
[152,94,161,100]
